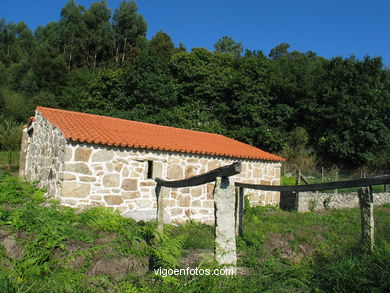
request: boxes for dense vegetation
[1,175,390,292]
[1,0,390,172]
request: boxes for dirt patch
[0,228,24,260]
[54,239,93,270]
[179,249,214,268]
[87,256,149,280]
[67,239,92,252]
[95,231,117,245]
[263,232,315,264]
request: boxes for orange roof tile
[36,106,285,162]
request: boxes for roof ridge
[36,106,227,138]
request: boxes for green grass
[0,174,185,292]
[170,221,214,250]
[1,174,390,292]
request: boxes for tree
[0,19,17,64]
[307,56,390,167]
[269,42,290,59]
[149,30,175,59]
[214,36,243,58]
[225,53,292,151]
[59,0,87,69]
[267,48,326,125]
[14,22,34,58]
[281,127,316,172]
[34,22,61,53]
[170,48,234,118]
[161,100,225,134]
[0,89,32,122]
[84,0,113,68]
[177,42,186,53]
[31,42,68,95]
[79,52,178,123]
[112,0,147,63]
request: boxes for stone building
[19,107,284,224]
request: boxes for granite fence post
[358,186,374,251]
[214,176,237,266]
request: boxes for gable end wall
[23,112,66,198]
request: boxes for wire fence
[282,165,389,193]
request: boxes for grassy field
[0,174,389,292]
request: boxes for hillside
[1,174,390,292]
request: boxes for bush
[281,127,316,174]
[0,120,22,171]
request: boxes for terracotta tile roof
[36,106,284,162]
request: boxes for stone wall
[292,191,390,213]
[59,142,282,225]
[23,113,67,198]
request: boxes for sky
[1,0,389,65]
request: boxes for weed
[308,198,318,212]
[323,196,332,210]
[170,221,214,250]
[152,226,186,268]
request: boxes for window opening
[147,160,153,179]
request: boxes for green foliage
[308,56,390,167]
[149,30,175,59]
[214,36,243,58]
[281,127,316,172]
[281,175,296,186]
[1,0,390,171]
[31,42,67,95]
[113,0,147,63]
[0,88,33,122]
[313,241,390,292]
[226,52,292,151]
[308,198,319,212]
[1,175,390,291]
[0,120,22,151]
[59,0,87,69]
[170,221,214,250]
[0,175,44,205]
[269,42,290,59]
[81,206,130,233]
[0,120,22,171]
[84,0,114,68]
[78,68,127,114]
[369,141,390,173]
[152,227,186,268]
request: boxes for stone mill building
[19,107,284,224]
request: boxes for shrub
[0,120,22,171]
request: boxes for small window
[147,160,153,179]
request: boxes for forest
[0,0,390,173]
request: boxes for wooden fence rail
[235,175,390,192]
